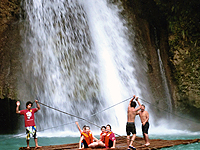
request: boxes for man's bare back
[127,107,137,122]
[127,96,141,123]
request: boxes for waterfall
[20,0,147,135]
[157,49,173,118]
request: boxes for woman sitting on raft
[104,124,116,148]
[96,126,107,147]
[96,124,116,148]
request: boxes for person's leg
[144,133,150,145]
[97,141,105,147]
[129,123,136,148]
[126,122,131,149]
[88,142,99,148]
[143,133,146,143]
[142,124,146,143]
[34,138,42,148]
[26,128,30,148]
[129,134,136,146]
[83,140,88,148]
[26,140,30,148]
[127,135,130,147]
[142,122,150,146]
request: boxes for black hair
[82,125,86,130]
[26,101,33,107]
[106,124,111,130]
[141,104,145,107]
[130,101,137,108]
[101,126,106,130]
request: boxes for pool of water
[0,133,199,150]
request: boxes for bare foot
[143,143,150,147]
[35,146,42,149]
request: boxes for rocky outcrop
[120,0,174,118]
[0,0,22,133]
[0,0,21,99]
[120,0,200,120]
[153,0,200,117]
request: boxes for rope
[139,98,200,124]
[38,101,157,149]
[0,98,131,142]
[35,97,132,132]
[1,96,199,149]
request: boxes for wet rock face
[0,0,22,100]
[120,0,173,118]
[0,0,22,133]
[0,0,21,34]
[0,98,20,133]
[120,0,200,119]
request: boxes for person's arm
[75,122,82,134]
[35,100,40,111]
[111,140,116,148]
[142,111,149,125]
[128,95,136,107]
[79,135,84,149]
[136,111,140,115]
[135,97,141,111]
[16,101,20,114]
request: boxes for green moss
[154,0,200,111]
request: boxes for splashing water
[20,0,148,136]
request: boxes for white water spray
[20,0,147,136]
[81,0,142,130]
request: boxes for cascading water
[20,0,149,136]
[154,27,172,119]
[157,49,173,118]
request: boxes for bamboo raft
[19,136,200,150]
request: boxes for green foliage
[154,0,200,46]
[155,0,200,110]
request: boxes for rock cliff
[0,0,199,133]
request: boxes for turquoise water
[0,134,199,150]
[0,135,80,150]
[149,134,200,150]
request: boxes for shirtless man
[137,104,150,146]
[126,95,141,150]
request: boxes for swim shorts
[26,126,37,140]
[126,122,136,135]
[142,122,149,134]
